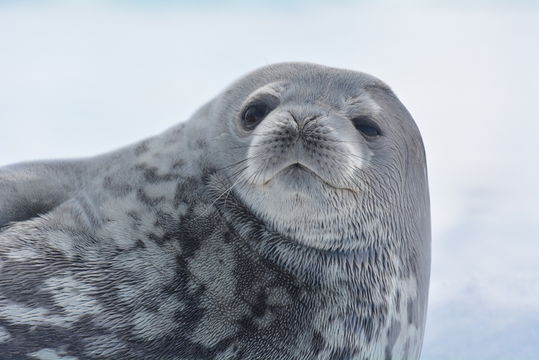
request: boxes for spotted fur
[0,63,430,359]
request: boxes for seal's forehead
[235,62,392,97]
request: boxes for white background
[1,1,538,358]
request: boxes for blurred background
[1,0,538,358]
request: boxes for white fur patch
[5,248,42,260]
[0,302,66,327]
[28,348,78,360]
[0,325,11,343]
[43,276,102,321]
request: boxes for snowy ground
[1,2,538,358]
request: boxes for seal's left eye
[241,103,270,131]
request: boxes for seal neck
[207,173,392,292]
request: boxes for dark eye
[351,116,382,138]
[241,103,271,131]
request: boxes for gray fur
[0,62,430,359]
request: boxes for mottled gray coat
[0,63,430,360]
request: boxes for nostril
[289,111,301,127]
[304,115,320,125]
[288,112,321,129]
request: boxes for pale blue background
[1,1,538,359]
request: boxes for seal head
[212,63,428,252]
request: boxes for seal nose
[288,109,322,130]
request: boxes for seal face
[0,63,430,359]
[226,75,392,252]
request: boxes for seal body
[0,63,430,359]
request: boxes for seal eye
[352,116,382,138]
[241,103,270,131]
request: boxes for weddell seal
[0,62,430,359]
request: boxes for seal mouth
[279,163,313,177]
[263,162,320,184]
[264,162,357,193]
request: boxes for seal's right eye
[241,103,270,131]
[352,116,382,138]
